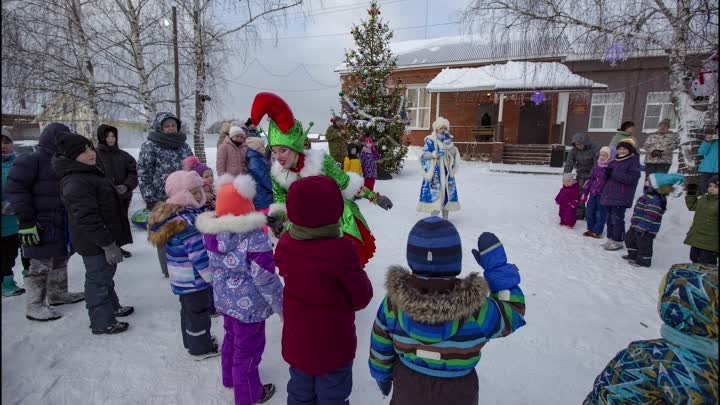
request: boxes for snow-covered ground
[2,147,695,404]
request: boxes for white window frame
[405,86,431,130]
[587,92,625,132]
[642,91,678,132]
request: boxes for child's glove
[376,194,393,210]
[581,192,588,205]
[115,185,128,195]
[266,215,285,237]
[19,226,40,246]
[376,380,392,396]
[101,242,124,265]
[471,232,521,292]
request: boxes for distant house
[337,34,708,164]
[36,95,148,144]
[1,96,43,140]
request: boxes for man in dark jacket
[53,133,133,334]
[95,124,137,258]
[6,123,85,321]
[564,133,600,219]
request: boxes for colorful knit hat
[182,156,211,178]
[658,264,718,341]
[648,173,684,190]
[251,92,313,153]
[165,170,205,208]
[214,174,256,217]
[616,138,637,155]
[406,217,462,277]
[599,146,611,157]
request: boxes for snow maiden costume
[417,117,460,219]
[254,93,393,268]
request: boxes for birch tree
[174,0,303,163]
[464,0,719,173]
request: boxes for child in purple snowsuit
[196,174,282,405]
[582,146,611,238]
[360,136,380,191]
[556,174,580,228]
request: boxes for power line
[233,20,459,41]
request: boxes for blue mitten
[471,232,521,292]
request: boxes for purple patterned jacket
[196,211,283,323]
[360,147,380,179]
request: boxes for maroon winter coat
[555,182,579,226]
[275,233,373,376]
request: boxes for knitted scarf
[148,131,187,149]
[288,223,341,240]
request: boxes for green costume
[266,116,368,240]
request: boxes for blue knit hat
[406,217,462,277]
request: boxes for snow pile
[427,61,608,92]
[1,148,698,404]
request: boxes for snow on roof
[426,61,608,92]
[336,33,570,72]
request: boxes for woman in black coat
[95,124,137,257]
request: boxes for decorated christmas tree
[339,0,408,177]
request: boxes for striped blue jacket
[369,266,525,381]
[148,204,212,295]
[630,189,667,235]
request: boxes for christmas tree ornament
[531,92,546,105]
[602,43,626,66]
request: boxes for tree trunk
[668,0,703,177]
[71,0,101,142]
[192,0,207,163]
[124,0,156,126]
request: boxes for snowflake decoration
[602,43,626,66]
[376,121,386,133]
[530,92,545,105]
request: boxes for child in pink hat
[148,170,218,360]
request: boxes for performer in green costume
[253,93,393,267]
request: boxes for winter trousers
[287,363,353,405]
[27,256,72,298]
[576,176,589,220]
[586,195,608,235]
[698,172,716,195]
[363,178,375,191]
[624,228,655,266]
[156,245,169,277]
[690,246,719,266]
[82,254,120,329]
[390,361,478,405]
[221,316,265,405]
[559,206,577,227]
[1,234,20,277]
[605,206,627,242]
[644,163,672,178]
[179,288,213,355]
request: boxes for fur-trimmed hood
[386,266,489,326]
[195,211,267,235]
[147,202,188,247]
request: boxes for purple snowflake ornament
[531,91,545,105]
[602,43,626,66]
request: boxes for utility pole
[172,5,180,118]
[424,0,428,39]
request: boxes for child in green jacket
[684,175,718,266]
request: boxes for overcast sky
[207,0,470,131]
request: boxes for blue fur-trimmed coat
[417,133,460,213]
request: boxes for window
[643,92,677,131]
[406,87,431,129]
[588,92,625,131]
